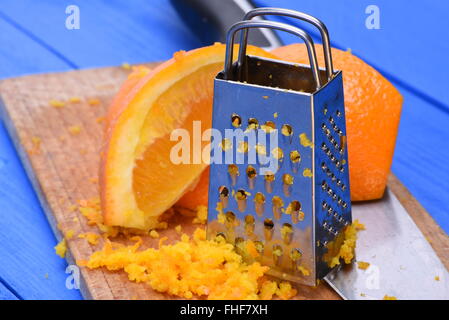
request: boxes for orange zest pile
[78,228,297,300]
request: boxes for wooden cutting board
[0,64,447,300]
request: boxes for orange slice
[101,43,275,229]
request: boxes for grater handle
[224,20,321,90]
[238,7,334,80]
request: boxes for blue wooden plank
[0,280,19,300]
[0,0,208,73]
[0,16,72,78]
[0,10,82,299]
[0,122,82,300]
[0,0,447,301]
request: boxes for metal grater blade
[206,13,352,286]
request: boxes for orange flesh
[133,63,218,216]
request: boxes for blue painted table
[0,0,447,300]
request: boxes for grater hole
[261,121,276,133]
[254,192,265,216]
[289,200,301,212]
[228,164,239,185]
[288,200,303,223]
[225,211,236,228]
[219,186,229,208]
[215,233,226,242]
[321,181,328,190]
[254,241,264,254]
[225,211,236,221]
[264,171,275,193]
[245,214,255,225]
[264,218,274,229]
[246,165,257,189]
[231,113,242,128]
[272,196,284,220]
[234,237,245,255]
[263,218,274,241]
[235,189,247,212]
[329,116,335,124]
[235,189,247,200]
[336,110,342,117]
[247,118,259,130]
[290,248,302,262]
[322,201,328,210]
[235,236,244,248]
[290,151,301,173]
[281,124,293,136]
[282,174,294,197]
[272,245,283,265]
[255,144,267,156]
[281,223,293,244]
[283,174,294,185]
[290,150,301,163]
[219,185,229,197]
[237,141,248,153]
[246,165,257,178]
[271,147,284,160]
[321,142,328,151]
[332,123,339,132]
[220,138,232,151]
[228,164,239,175]
[255,192,266,203]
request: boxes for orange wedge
[101,43,275,230]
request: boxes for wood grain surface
[0,64,446,300]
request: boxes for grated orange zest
[82,227,298,300]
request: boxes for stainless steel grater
[206,8,352,286]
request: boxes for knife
[170,0,282,50]
[171,0,449,300]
